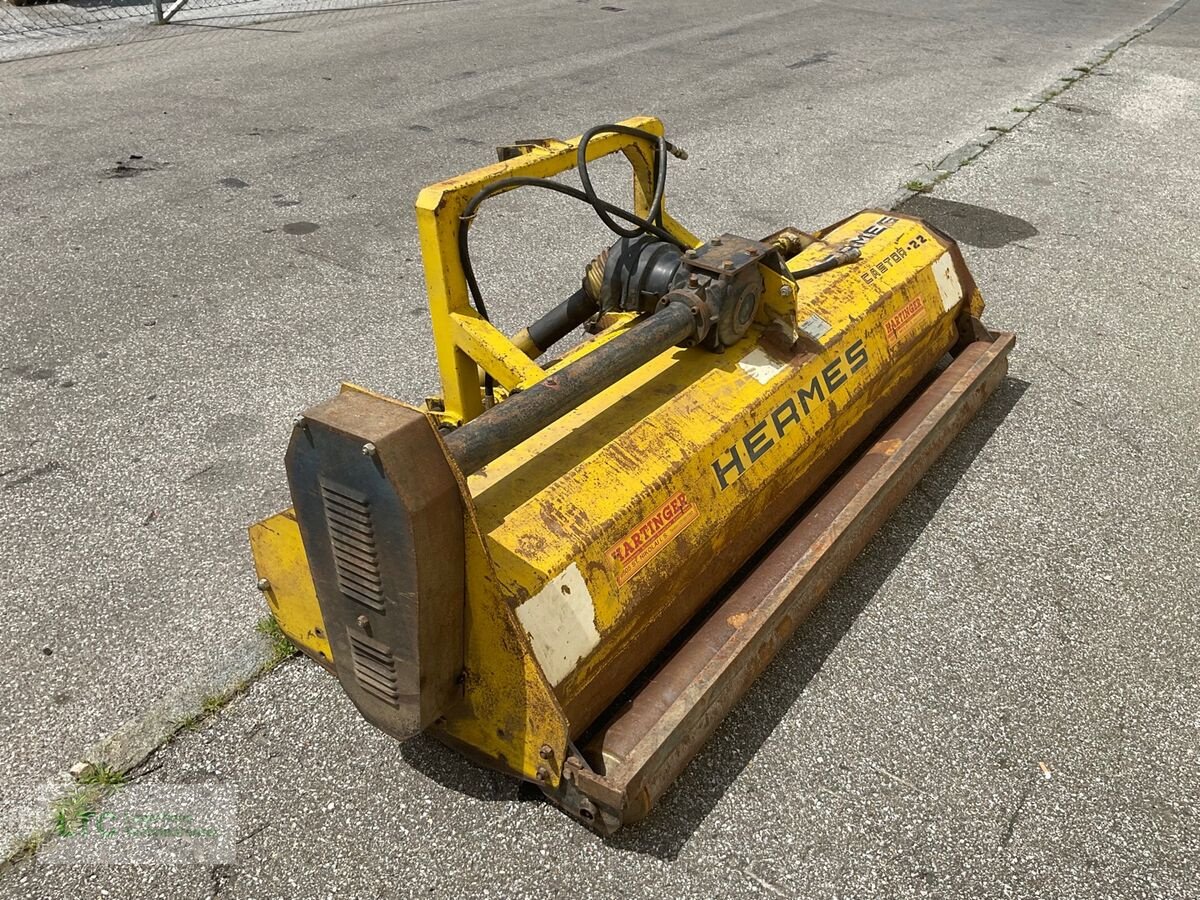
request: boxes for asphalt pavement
[1,0,1197,896]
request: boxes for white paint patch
[515,563,600,687]
[931,252,962,312]
[738,347,787,385]
[798,313,832,342]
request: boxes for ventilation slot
[348,630,400,706]
[320,479,384,612]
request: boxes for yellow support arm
[449,311,544,392]
[414,115,697,426]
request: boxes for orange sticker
[884,295,927,348]
[607,492,699,585]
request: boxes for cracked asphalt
[1,0,1198,896]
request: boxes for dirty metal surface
[572,332,1015,828]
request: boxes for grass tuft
[201,694,226,716]
[76,763,126,788]
[51,764,128,839]
[4,616,303,872]
[256,616,296,666]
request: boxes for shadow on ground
[899,195,1039,248]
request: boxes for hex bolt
[256,578,270,592]
[362,442,377,457]
[684,248,698,258]
[710,237,723,247]
[721,260,735,271]
[536,765,550,782]
[292,415,306,429]
[357,614,369,629]
[779,285,792,297]
[539,744,554,760]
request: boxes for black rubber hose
[458,176,684,323]
[792,249,862,279]
[522,287,598,356]
[577,124,668,238]
[456,125,686,400]
[458,175,685,401]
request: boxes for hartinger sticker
[607,492,699,585]
[884,295,927,349]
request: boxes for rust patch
[537,503,572,540]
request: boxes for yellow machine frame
[250,117,1014,832]
[415,116,697,425]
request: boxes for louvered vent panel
[347,630,401,706]
[320,479,384,612]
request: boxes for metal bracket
[416,116,699,426]
[682,233,771,277]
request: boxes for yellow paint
[248,510,331,665]
[436,482,569,787]
[249,124,986,790]
[449,311,544,391]
[467,212,963,727]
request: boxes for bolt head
[292,415,306,429]
[256,578,270,592]
[721,260,735,271]
[539,744,554,760]
[685,248,698,258]
[536,765,550,782]
[779,285,792,297]
[362,442,377,457]
[710,237,723,246]
[357,614,369,629]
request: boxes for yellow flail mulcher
[249,118,1013,833]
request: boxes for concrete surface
[2,0,1198,894]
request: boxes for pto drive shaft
[443,301,696,475]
